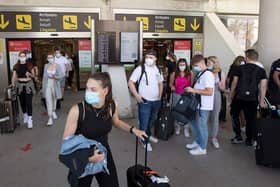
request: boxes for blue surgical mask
[193,66,202,74]
[85,91,100,105]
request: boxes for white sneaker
[212,138,220,149]
[47,118,53,126]
[143,143,153,152]
[23,113,28,124]
[27,116,33,129]
[184,126,190,138]
[189,147,207,155]
[186,141,198,149]
[175,123,181,135]
[52,112,58,120]
[149,136,159,143]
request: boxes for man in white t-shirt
[185,55,215,155]
[128,49,163,151]
[54,47,70,97]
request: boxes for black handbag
[172,93,199,122]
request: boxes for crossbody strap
[192,70,209,88]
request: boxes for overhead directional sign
[174,18,186,32]
[190,18,200,31]
[0,14,9,30]
[136,16,149,31]
[0,11,99,32]
[63,15,77,30]
[116,14,203,33]
[84,16,91,30]
[16,15,32,30]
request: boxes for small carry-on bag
[255,97,280,167]
[127,138,171,187]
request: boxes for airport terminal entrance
[5,38,93,91]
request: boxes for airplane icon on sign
[17,16,30,25]
[175,19,184,27]
[64,17,76,25]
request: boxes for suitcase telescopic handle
[135,137,148,170]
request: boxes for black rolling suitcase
[154,108,174,141]
[255,98,280,167]
[154,97,174,141]
[127,138,171,187]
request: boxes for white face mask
[26,54,31,59]
[166,56,170,60]
[179,66,186,72]
[19,57,26,62]
[208,64,214,70]
[145,58,154,66]
[55,53,61,58]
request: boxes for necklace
[92,107,105,117]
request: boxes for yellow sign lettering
[136,17,149,31]
[174,18,186,32]
[16,15,32,30]
[0,14,9,30]
[63,15,77,30]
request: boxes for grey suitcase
[3,98,20,133]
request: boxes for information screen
[96,32,116,64]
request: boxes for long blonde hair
[208,56,221,73]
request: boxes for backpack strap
[137,64,148,86]
[111,100,116,117]
[218,71,222,81]
[77,101,85,125]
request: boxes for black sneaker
[245,139,253,146]
[231,136,243,144]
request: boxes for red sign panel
[78,40,91,51]
[8,40,31,52]
[174,40,191,50]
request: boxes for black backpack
[236,65,259,101]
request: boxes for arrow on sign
[0,14,9,30]
[84,16,91,29]
[191,18,200,31]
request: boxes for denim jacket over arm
[59,134,109,178]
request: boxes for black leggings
[19,87,33,116]
[78,148,119,187]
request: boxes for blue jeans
[191,110,210,149]
[138,100,161,137]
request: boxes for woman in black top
[11,51,36,129]
[63,72,147,187]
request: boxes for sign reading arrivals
[115,14,203,33]
[0,12,99,32]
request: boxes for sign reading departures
[115,14,203,33]
[0,12,99,32]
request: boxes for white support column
[258,0,280,71]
